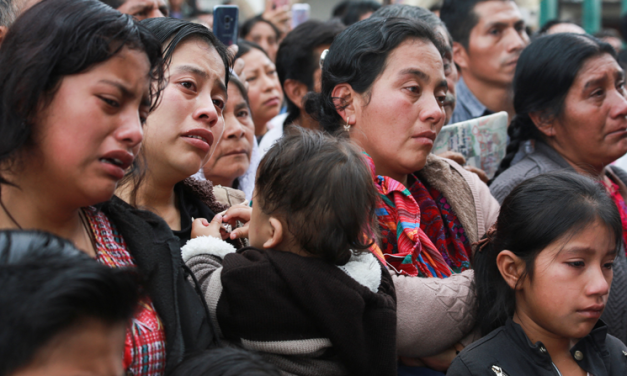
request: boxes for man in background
[441,0,529,123]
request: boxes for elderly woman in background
[490,32,627,344]
[202,74,260,201]
[306,16,499,375]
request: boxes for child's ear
[262,217,284,249]
[496,250,527,290]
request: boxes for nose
[224,115,246,139]
[419,95,445,127]
[115,112,143,149]
[609,87,627,119]
[585,265,612,298]
[260,72,276,93]
[193,95,220,128]
[505,28,528,54]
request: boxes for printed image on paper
[432,112,508,179]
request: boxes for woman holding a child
[306,16,499,375]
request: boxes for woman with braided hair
[490,32,627,344]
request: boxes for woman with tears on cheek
[0,0,210,374]
[117,17,244,247]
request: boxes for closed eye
[567,261,585,268]
[99,96,120,108]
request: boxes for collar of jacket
[505,318,610,374]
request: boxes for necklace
[0,198,98,256]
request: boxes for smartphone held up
[213,5,238,46]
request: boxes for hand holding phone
[213,5,239,46]
[262,0,291,34]
[291,3,310,29]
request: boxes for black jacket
[99,196,217,374]
[448,319,627,376]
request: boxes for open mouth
[183,134,209,143]
[100,158,125,167]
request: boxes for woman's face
[241,48,283,136]
[547,53,627,172]
[203,84,255,187]
[32,47,149,206]
[245,21,279,62]
[143,38,226,183]
[513,220,616,340]
[349,38,447,182]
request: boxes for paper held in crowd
[433,111,508,179]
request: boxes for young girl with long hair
[449,171,627,376]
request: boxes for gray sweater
[490,141,627,344]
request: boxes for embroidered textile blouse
[364,154,471,278]
[602,179,627,254]
[85,207,167,376]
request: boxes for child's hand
[191,215,223,239]
[222,204,252,240]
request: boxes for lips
[412,130,437,142]
[99,150,134,180]
[577,304,605,319]
[223,149,248,156]
[263,96,281,107]
[607,127,627,137]
[181,128,214,153]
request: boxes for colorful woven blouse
[84,207,167,376]
[364,154,471,278]
[602,179,627,254]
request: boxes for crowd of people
[1,0,627,375]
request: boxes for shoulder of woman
[423,155,500,240]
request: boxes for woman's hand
[191,215,223,239]
[222,204,252,240]
[262,0,291,35]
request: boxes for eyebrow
[99,79,134,98]
[234,102,249,112]
[583,77,606,90]
[99,79,150,107]
[174,65,228,96]
[399,68,430,83]
[563,246,617,257]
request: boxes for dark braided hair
[492,33,616,180]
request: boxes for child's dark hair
[474,171,622,336]
[0,230,139,375]
[255,128,378,265]
[170,347,281,376]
